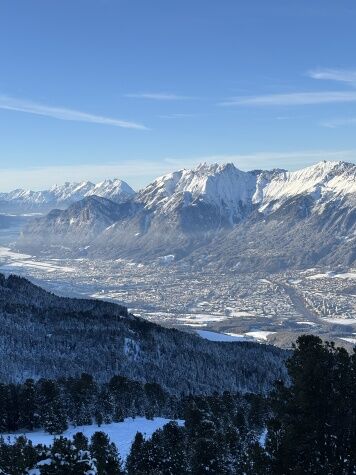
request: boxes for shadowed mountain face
[17,160,356,271]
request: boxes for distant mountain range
[17,160,356,271]
[0,178,135,213]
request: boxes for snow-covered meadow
[3,417,184,460]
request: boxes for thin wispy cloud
[158,113,197,119]
[220,91,356,107]
[308,68,356,86]
[321,117,356,128]
[0,95,148,130]
[124,92,194,101]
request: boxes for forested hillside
[0,273,287,394]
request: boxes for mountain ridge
[17,160,356,270]
[0,178,135,213]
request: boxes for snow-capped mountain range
[0,179,135,213]
[17,160,356,271]
[138,160,356,216]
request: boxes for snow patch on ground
[3,417,183,460]
[196,330,247,342]
[0,246,75,273]
[158,254,175,264]
[245,331,276,341]
[197,330,276,342]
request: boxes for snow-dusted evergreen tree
[18,379,38,431]
[37,437,97,475]
[263,335,356,474]
[39,380,67,435]
[89,431,124,475]
[126,432,145,475]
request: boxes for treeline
[0,390,266,474]
[0,374,179,435]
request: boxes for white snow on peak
[140,162,256,219]
[1,160,355,215]
[86,178,135,202]
[255,160,356,211]
[49,181,94,202]
[0,179,135,207]
[138,160,356,219]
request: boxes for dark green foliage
[38,380,67,435]
[125,392,266,475]
[18,379,38,431]
[90,431,124,475]
[263,335,356,474]
[0,436,37,475]
[126,432,145,475]
[0,374,178,434]
[72,431,89,451]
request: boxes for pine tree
[90,431,124,475]
[18,379,38,431]
[39,436,96,475]
[0,385,9,432]
[264,335,356,474]
[39,380,67,435]
[73,432,89,451]
[126,431,145,475]
[190,436,227,475]
[156,422,188,475]
[0,436,37,475]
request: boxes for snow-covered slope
[139,160,356,218]
[0,179,135,213]
[17,160,356,269]
[255,161,356,212]
[139,162,257,222]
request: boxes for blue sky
[0,0,356,190]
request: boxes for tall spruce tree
[90,431,124,475]
[264,335,356,474]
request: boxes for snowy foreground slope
[4,418,183,460]
[18,160,356,271]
